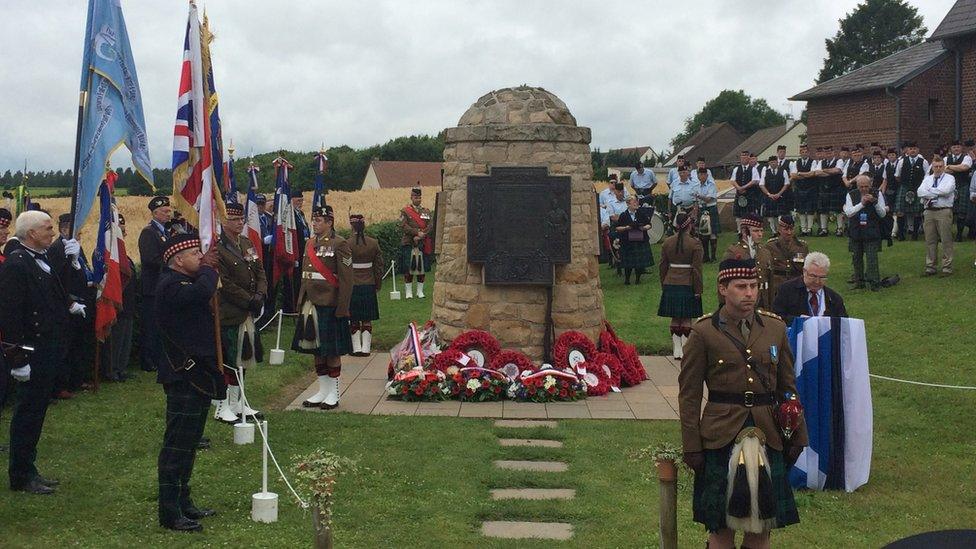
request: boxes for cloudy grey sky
[0,0,958,171]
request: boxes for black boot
[956,221,965,242]
[896,218,906,241]
[700,237,711,263]
[709,239,718,262]
[624,268,632,285]
[912,217,921,241]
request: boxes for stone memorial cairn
[431,86,605,361]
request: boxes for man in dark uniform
[679,258,808,549]
[215,202,267,423]
[255,194,275,319]
[789,144,819,236]
[895,142,929,241]
[0,211,69,494]
[944,140,973,241]
[294,205,353,410]
[281,190,310,314]
[347,213,384,356]
[398,187,434,299]
[155,233,224,532]
[759,156,790,233]
[48,214,96,396]
[817,145,844,237]
[138,196,173,372]
[730,151,761,228]
[723,214,773,310]
[766,215,808,304]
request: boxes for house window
[928,98,938,123]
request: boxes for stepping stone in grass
[493,460,568,472]
[490,488,575,500]
[481,521,573,540]
[497,438,563,448]
[494,419,557,429]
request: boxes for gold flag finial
[228,139,235,157]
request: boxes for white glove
[69,302,87,318]
[10,364,30,382]
[263,235,272,245]
[64,238,81,258]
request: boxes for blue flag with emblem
[75,0,153,231]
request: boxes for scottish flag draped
[787,316,873,492]
[75,0,153,231]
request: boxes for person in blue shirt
[695,168,720,262]
[601,183,629,274]
[668,156,690,188]
[630,161,657,205]
[670,166,699,210]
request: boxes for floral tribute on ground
[384,324,648,402]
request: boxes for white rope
[869,373,976,390]
[226,364,310,508]
[381,259,395,280]
[257,309,281,332]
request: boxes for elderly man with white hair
[0,211,73,494]
[771,251,849,325]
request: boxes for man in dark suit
[137,196,173,372]
[772,251,848,325]
[0,211,70,494]
[48,214,96,396]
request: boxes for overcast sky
[0,0,958,172]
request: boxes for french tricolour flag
[787,317,873,492]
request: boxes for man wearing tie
[917,157,956,276]
[772,252,848,325]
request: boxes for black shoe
[34,475,59,487]
[0,444,7,452]
[160,517,203,532]
[11,479,55,495]
[183,506,217,520]
[319,401,338,410]
[197,438,211,450]
[623,280,631,285]
[870,284,881,292]
[818,230,829,237]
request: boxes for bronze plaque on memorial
[467,167,571,285]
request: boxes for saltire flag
[225,150,239,203]
[172,2,224,252]
[91,170,124,342]
[787,316,873,492]
[75,0,153,231]
[271,156,298,286]
[243,184,263,261]
[312,148,328,210]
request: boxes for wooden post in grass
[312,500,333,549]
[657,457,678,549]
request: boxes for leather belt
[708,390,776,408]
[669,263,692,268]
[352,262,373,269]
[302,272,326,280]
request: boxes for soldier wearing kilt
[293,205,353,410]
[894,143,929,240]
[614,196,655,285]
[817,146,845,236]
[765,215,808,304]
[347,214,383,356]
[658,213,703,360]
[679,258,808,548]
[759,156,790,233]
[789,145,819,236]
[154,233,225,532]
[883,148,900,239]
[398,187,433,299]
[944,141,973,241]
[723,215,774,311]
[214,203,267,424]
[730,151,761,225]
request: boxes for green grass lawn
[1,233,975,547]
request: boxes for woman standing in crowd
[657,213,703,360]
[614,195,654,285]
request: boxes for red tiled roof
[369,160,443,188]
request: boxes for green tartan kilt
[704,205,721,235]
[657,284,702,318]
[221,323,264,367]
[693,440,800,532]
[399,245,431,274]
[793,181,819,214]
[619,240,654,269]
[349,284,380,322]
[895,184,921,215]
[953,180,971,219]
[292,305,352,357]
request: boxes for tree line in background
[0,134,445,197]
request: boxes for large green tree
[817,0,926,83]
[669,90,786,149]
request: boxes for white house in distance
[361,160,442,190]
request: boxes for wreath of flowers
[448,330,501,367]
[575,359,611,396]
[508,368,587,403]
[489,350,537,381]
[387,369,446,401]
[553,331,598,371]
[591,351,623,390]
[598,321,647,387]
[442,367,510,401]
[431,348,474,373]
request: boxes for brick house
[792,0,976,156]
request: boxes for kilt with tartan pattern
[953,177,970,220]
[793,180,819,214]
[733,187,762,218]
[895,184,922,215]
[158,379,212,524]
[761,195,791,218]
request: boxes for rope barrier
[869,373,976,390]
[226,364,310,508]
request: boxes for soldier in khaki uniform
[398,187,433,299]
[292,205,353,410]
[214,202,268,423]
[723,214,773,310]
[347,214,384,356]
[657,212,703,360]
[679,258,809,548]
[765,215,809,304]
